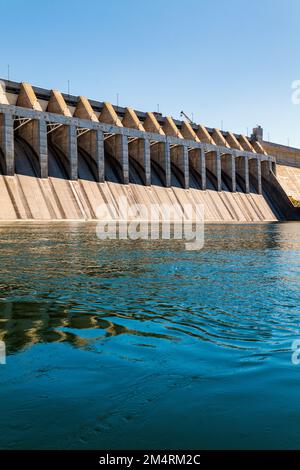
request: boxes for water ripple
[0,222,300,358]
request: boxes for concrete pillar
[78,129,105,182]
[0,112,14,175]
[161,141,171,187]
[206,150,221,191]
[68,125,78,180]
[200,147,206,190]
[221,153,236,192]
[142,138,151,186]
[39,120,48,178]
[18,118,48,178]
[249,158,262,194]
[95,130,105,182]
[182,145,189,189]
[217,150,222,191]
[170,144,189,188]
[50,124,78,180]
[236,156,249,193]
[244,159,250,193]
[257,159,262,194]
[115,134,129,184]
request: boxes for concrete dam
[0,79,299,222]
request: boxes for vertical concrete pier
[181,145,189,189]
[200,147,206,190]
[0,112,14,175]
[142,138,151,186]
[95,130,105,183]
[68,125,78,180]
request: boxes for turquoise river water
[0,222,300,449]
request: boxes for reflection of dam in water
[0,301,140,353]
[0,79,299,221]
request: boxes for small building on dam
[0,79,299,222]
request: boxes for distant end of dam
[0,79,299,223]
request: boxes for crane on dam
[180,110,195,125]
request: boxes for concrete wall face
[142,138,151,186]
[38,119,48,178]
[50,124,78,180]
[170,145,189,188]
[150,141,171,187]
[78,129,105,182]
[206,151,221,191]
[128,137,151,186]
[236,156,250,193]
[262,141,300,168]
[276,164,300,202]
[17,118,48,178]
[260,140,300,202]
[221,154,236,192]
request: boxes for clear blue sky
[1,0,300,146]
